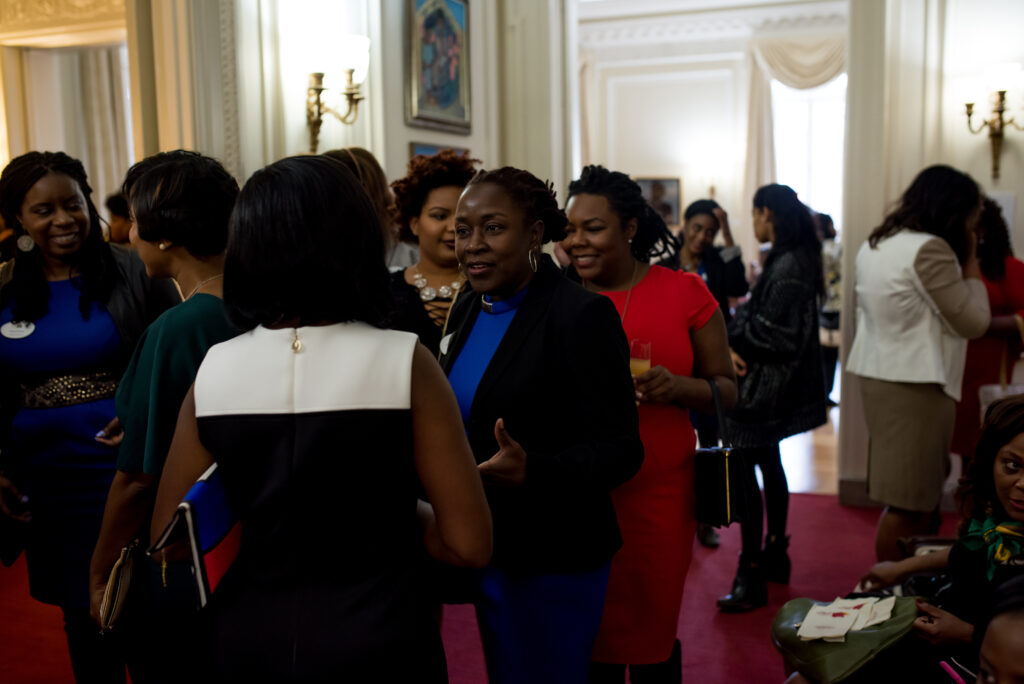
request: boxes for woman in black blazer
[440,167,643,684]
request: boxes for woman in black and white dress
[150,155,492,681]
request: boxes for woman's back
[192,322,443,680]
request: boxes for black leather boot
[762,534,791,584]
[716,554,767,613]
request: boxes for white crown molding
[0,0,126,46]
[579,0,847,48]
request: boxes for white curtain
[743,34,846,208]
[18,45,133,222]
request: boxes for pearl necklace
[412,270,463,302]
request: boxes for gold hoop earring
[528,250,538,273]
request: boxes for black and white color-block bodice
[192,322,444,679]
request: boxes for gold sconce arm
[306,69,365,155]
[964,90,1022,180]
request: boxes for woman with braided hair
[441,167,644,683]
[562,165,736,682]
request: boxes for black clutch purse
[694,378,745,527]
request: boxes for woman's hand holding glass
[634,366,682,404]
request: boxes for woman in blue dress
[0,152,178,682]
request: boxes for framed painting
[635,177,682,228]
[406,0,471,134]
[409,142,470,158]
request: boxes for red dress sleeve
[679,272,719,330]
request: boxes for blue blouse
[447,287,529,424]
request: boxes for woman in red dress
[952,198,1024,460]
[562,165,737,682]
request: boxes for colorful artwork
[407,0,470,134]
[410,142,470,158]
[635,178,682,228]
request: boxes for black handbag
[694,378,745,527]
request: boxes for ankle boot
[762,534,791,584]
[716,554,767,613]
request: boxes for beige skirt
[860,377,955,512]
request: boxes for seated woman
[848,394,1024,681]
[562,165,736,681]
[443,167,644,684]
[389,149,479,354]
[149,155,492,681]
[87,151,240,680]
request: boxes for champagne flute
[629,339,652,377]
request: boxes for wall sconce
[965,90,1022,180]
[305,34,371,154]
[964,64,1024,181]
[307,70,364,154]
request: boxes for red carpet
[0,493,958,683]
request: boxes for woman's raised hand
[478,418,527,487]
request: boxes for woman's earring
[158,243,168,251]
[16,235,35,253]
[528,250,539,273]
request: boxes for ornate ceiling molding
[579,1,846,49]
[0,0,126,46]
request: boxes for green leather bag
[770,597,918,683]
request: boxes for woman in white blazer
[847,165,990,562]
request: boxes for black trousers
[735,444,788,558]
[63,608,127,684]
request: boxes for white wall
[578,1,846,263]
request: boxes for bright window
[771,73,847,235]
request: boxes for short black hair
[468,167,567,243]
[0,151,115,322]
[224,155,393,329]
[684,199,722,226]
[391,149,480,243]
[567,165,680,263]
[105,193,130,219]
[122,150,238,258]
[978,198,1013,282]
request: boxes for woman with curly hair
[441,167,644,683]
[390,149,480,355]
[952,198,1024,460]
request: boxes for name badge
[1,321,35,339]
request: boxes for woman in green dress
[88,150,240,681]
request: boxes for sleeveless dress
[0,278,121,608]
[191,322,445,682]
[592,265,718,664]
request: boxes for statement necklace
[412,270,463,302]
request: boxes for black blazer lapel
[468,262,559,422]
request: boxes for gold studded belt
[20,370,119,409]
